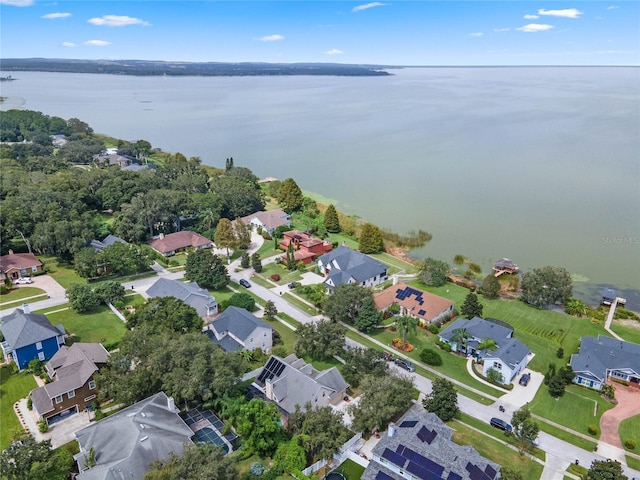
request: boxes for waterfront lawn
[529,384,613,438]
[39,255,86,289]
[610,322,640,345]
[450,421,544,480]
[619,414,640,452]
[44,304,127,349]
[0,365,36,449]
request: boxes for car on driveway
[14,278,33,285]
[394,358,416,372]
[519,373,531,386]
[239,279,251,288]
[490,417,513,432]
[287,281,300,289]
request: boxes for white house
[235,209,291,235]
[317,246,388,290]
[481,338,530,385]
[206,306,272,353]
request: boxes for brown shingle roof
[0,252,42,274]
[373,282,454,323]
[148,231,212,254]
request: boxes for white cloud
[324,49,344,55]
[538,8,583,18]
[61,42,76,47]
[42,12,71,19]
[493,27,511,32]
[469,32,483,37]
[606,5,618,9]
[0,0,34,5]
[517,23,554,32]
[257,34,284,42]
[88,15,149,27]
[524,14,539,19]
[84,40,111,47]
[352,2,387,12]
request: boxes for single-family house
[0,250,43,281]
[362,404,500,480]
[481,338,531,385]
[279,230,333,264]
[29,343,109,425]
[92,150,134,168]
[0,307,65,370]
[373,282,454,326]
[74,392,193,480]
[205,306,272,352]
[253,354,348,422]
[51,134,67,147]
[235,209,291,235]
[90,235,129,253]
[570,335,640,391]
[147,231,213,257]
[146,278,218,318]
[317,246,388,290]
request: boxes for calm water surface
[2,68,639,308]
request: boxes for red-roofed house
[0,251,43,281]
[148,231,213,257]
[279,230,333,264]
[373,282,454,325]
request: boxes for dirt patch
[386,246,416,265]
[599,382,640,448]
[614,319,640,330]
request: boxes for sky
[1,1,638,66]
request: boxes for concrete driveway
[15,274,65,298]
[500,368,545,409]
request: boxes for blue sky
[1,1,638,65]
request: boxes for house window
[68,390,75,399]
[32,266,38,272]
[38,352,45,361]
[264,332,267,336]
[55,395,63,404]
[88,381,96,390]
[250,337,253,343]
[492,362,502,370]
[84,395,96,402]
[36,342,42,350]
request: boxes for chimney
[8,249,14,255]
[265,378,274,400]
[167,396,177,412]
[159,233,165,240]
[388,422,397,437]
[22,303,30,314]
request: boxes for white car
[14,278,33,285]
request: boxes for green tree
[285,241,296,270]
[66,283,101,313]
[74,247,102,278]
[423,377,459,422]
[234,217,251,250]
[323,204,341,233]
[103,241,152,276]
[273,436,307,473]
[0,436,73,480]
[228,293,256,311]
[342,347,389,388]
[486,368,503,384]
[354,296,380,333]
[450,328,472,355]
[548,374,566,398]
[323,283,373,324]
[460,292,483,319]
[584,459,628,480]
[395,315,419,347]
[418,257,450,287]
[511,406,539,452]
[565,298,589,317]
[211,176,264,219]
[358,222,384,254]
[251,252,262,273]
[263,300,278,320]
[287,405,352,462]
[214,218,236,260]
[477,338,498,354]
[520,265,573,307]
[240,252,250,269]
[127,297,203,334]
[235,399,285,457]
[94,281,125,304]
[278,178,304,213]
[184,249,229,290]
[478,274,501,299]
[295,320,346,361]
[144,443,238,480]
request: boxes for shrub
[0,285,8,295]
[250,462,265,476]
[420,348,443,366]
[27,397,33,410]
[436,340,452,352]
[556,347,564,358]
[228,292,256,312]
[270,273,280,282]
[428,324,439,334]
[296,261,306,271]
[624,438,636,450]
[587,424,598,436]
[38,419,48,433]
[95,409,105,421]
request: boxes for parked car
[490,417,513,432]
[394,358,416,372]
[519,373,531,386]
[239,279,251,288]
[14,278,33,285]
[288,281,300,289]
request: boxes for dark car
[519,373,531,386]
[394,358,416,372]
[490,417,513,432]
[288,281,300,289]
[239,279,251,288]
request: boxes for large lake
[2,68,639,308]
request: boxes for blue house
[0,307,66,370]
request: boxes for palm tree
[477,338,498,358]
[450,328,472,355]
[395,315,419,348]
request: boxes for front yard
[0,365,37,449]
[0,286,48,310]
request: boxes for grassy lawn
[43,304,127,349]
[610,322,640,345]
[370,252,418,275]
[626,456,640,471]
[450,421,544,480]
[259,262,307,285]
[618,414,640,452]
[332,458,366,479]
[0,286,48,309]
[282,293,319,316]
[537,421,597,451]
[39,256,86,289]
[0,365,36,449]
[529,384,613,439]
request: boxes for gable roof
[0,252,42,274]
[0,308,65,351]
[147,231,212,254]
[146,278,217,317]
[318,246,387,287]
[74,392,192,480]
[483,338,530,368]
[237,209,291,232]
[90,235,128,252]
[207,306,271,350]
[439,317,513,347]
[373,282,454,322]
[570,335,640,383]
[363,404,500,480]
[255,354,348,415]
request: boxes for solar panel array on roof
[466,462,492,480]
[416,425,437,444]
[395,286,425,306]
[484,465,497,479]
[418,309,426,316]
[400,420,418,428]
[257,356,286,384]
[382,448,406,468]
[396,444,445,479]
[448,472,462,480]
[375,472,396,480]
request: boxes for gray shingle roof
[570,335,640,383]
[484,338,530,367]
[146,278,217,317]
[207,306,271,351]
[0,308,65,351]
[75,392,192,480]
[318,246,387,287]
[439,317,513,347]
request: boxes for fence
[301,432,364,476]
